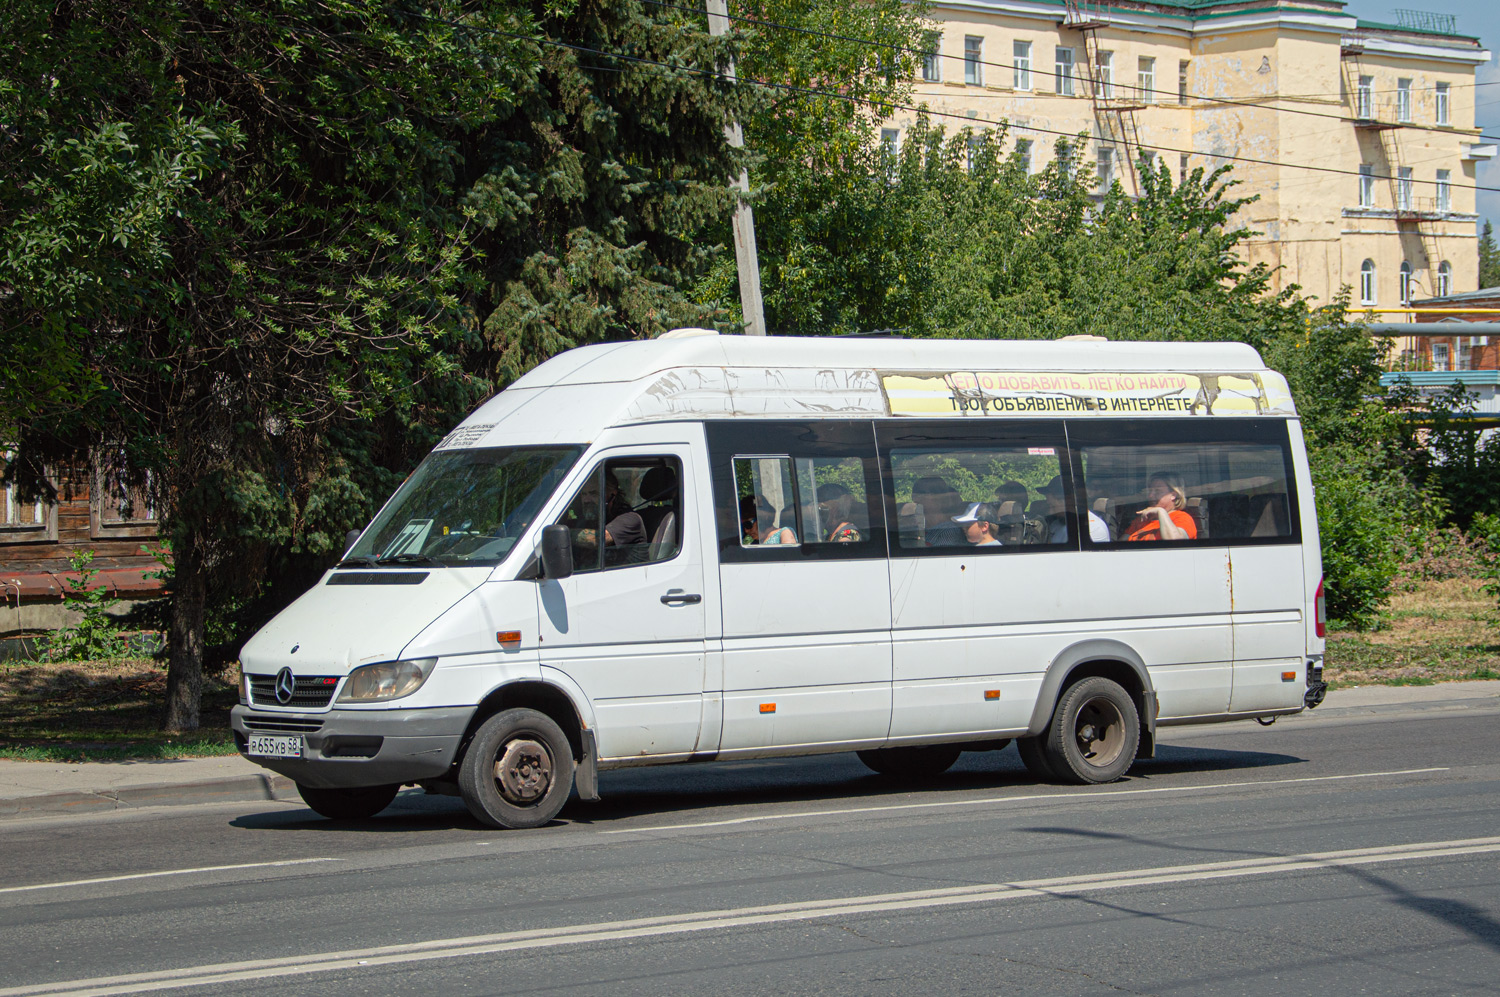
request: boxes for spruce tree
[1480,220,1500,289]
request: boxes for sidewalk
[2,681,1497,821]
[0,754,296,820]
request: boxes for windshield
[344,446,584,567]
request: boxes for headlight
[336,658,437,703]
[239,669,249,705]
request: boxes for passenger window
[555,457,682,571]
[1080,439,1294,544]
[734,457,800,547]
[796,457,867,545]
[889,446,1068,550]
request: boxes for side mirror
[344,529,362,556]
[539,524,573,580]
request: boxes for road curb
[0,773,298,820]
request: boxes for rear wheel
[459,708,575,829]
[296,783,399,820]
[856,745,962,779]
[1040,677,1140,785]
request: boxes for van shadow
[228,741,1306,833]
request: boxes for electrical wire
[641,0,1496,136]
[407,10,1500,193]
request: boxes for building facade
[885,0,1493,308]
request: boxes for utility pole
[705,0,767,336]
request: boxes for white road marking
[602,766,1450,833]
[3,834,1497,997]
[0,859,338,895]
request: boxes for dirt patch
[1327,578,1500,687]
[0,658,238,756]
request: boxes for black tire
[1039,677,1140,785]
[1016,736,1059,782]
[458,708,575,829]
[296,783,399,820]
[856,745,962,779]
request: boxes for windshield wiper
[376,554,445,567]
[336,556,378,568]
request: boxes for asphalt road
[3,695,1499,997]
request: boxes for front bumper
[231,705,472,789]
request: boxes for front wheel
[1040,677,1140,785]
[458,708,575,829]
[296,783,399,820]
[856,745,962,779]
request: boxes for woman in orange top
[1126,472,1197,542]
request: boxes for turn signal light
[760,703,776,714]
[496,631,522,647]
[984,689,1001,700]
[1281,671,1297,682]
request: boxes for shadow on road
[227,740,1306,834]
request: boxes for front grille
[242,715,325,733]
[247,675,340,709]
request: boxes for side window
[889,444,1068,551]
[556,456,682,572]
[734,457,800,547]
[1074,421,1297,545]
[707,421,882,562]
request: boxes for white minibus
[233,332,1328,828]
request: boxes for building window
[1397,167,1413,210]
[1179,153,1190,184]
[92,457,158,538]
[1396,78,1412,122]
[1137,57,1156,103]
[1360,259,1376,305]
[964,36,982,86]
[1437,260,1452,297]
[1432,343,1451,371]
[1056,47,1075,95]
[1435,82,1450,125]
[1178,60,1190,105]
[966,134,981,171]
[1358,164,1375,207]
[1436,169,1451,212]
[1014,41,1032,91]
[1097,147,1114,188]
[1,454,54,541]
[1398,261,1414,306]
[1357,75,1373,119]
[1095,50,1113,99]
[1140,149,1157,175]
[922,36,941,82]
[1015,138,1032,174]
[880,128,899,176]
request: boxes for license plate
[247,734,304,758]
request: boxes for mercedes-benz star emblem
[274,667,296,706]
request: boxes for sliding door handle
[660,590,702,606]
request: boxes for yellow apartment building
[883,0,1493,308]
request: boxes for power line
[640,0,1494,135]
[409,11,1500,194]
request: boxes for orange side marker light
[984,689,1001,701]
[497,631,522,648]
[1281,671,1297,682]
[759,703,776,714]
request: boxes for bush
[1391,523,1491,588]
[1310,445,1416,629]
[42,551,131,661]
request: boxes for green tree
[2,0,750,729]
[1480,220,1500,289]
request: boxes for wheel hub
[1074,698,1125,766]
[494,737,553,804]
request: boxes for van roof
[507,333,1268,389]
[456,333,1291,449]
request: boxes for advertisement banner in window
[879,370,1295,418]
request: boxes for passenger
[1039,475,1110,543]
[1126,472,1197,542]
[992,480,1029,518]
[816,483,863,542]
[911,475,964,547]
[740,495,796,545]
[952,502,1002,546]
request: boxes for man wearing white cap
[952,502,1002,546]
